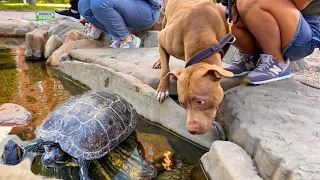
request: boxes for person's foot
[55,9,80,22]
[110,40,121,48]
[245,54,291,85]
[120,35,141,48]
[224,53,260,77]
[85,23,102,40]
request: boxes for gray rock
[201,141,261,180]
[223,45,238,64]
[25,29,49,59]
[291,60,308,72]
[138,31,159,48]
[28,21,40,31]
[36,19,84,41]
[0,20,30,37]
[217,79,320,179]
[44,35,63,59]
[0,103,31,126]
[48,21,84,40]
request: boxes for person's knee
[90,0,110,13]
[78,0,88,16]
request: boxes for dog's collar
[185,33,235,68]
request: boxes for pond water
[0,39,208,179]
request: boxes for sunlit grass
[0,3,70,11]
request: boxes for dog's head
[165,63,233,134]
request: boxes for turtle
[2,92,156,180]
[30,131,157,180]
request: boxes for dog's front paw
[156,87,169,103]
[152,59,161,69]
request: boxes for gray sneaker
[245,54,291,85]
[224,53,260,76]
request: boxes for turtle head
[2,140,24,166]
[41,144,70,167]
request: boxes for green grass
[0,3,70,11]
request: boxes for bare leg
[216,4,261,57]
[237,0,300,62]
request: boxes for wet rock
[200,141,261,180]
[64,30,90,43]
[25,29,49,59]
[137,133,174,170]
[155,168,191,180]
[217,79,320,179]
[44,35,63,59]
[0,20,31,37]
[47,39,107,66]
[0,103,31,126]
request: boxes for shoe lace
[256,59,274,71]
[120,43,129,48]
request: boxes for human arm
[291,0,313,10]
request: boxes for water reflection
[0,46,74,141]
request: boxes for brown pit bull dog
[153,0,234,134]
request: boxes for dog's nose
[187,127,198,134]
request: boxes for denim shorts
[283,13,320,61]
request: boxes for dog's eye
[197,100,205,106]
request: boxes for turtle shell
[36,92,137,160]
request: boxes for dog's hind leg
[152,15,168,70]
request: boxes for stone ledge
[217,79,320,179]
[201,141,262,180]
[58,61,221,149]
[67,48,241,95]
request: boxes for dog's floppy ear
[203,64,233,80]
[164,68,183,81]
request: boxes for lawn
[0,3,70,11]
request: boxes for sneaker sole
[245,73,292,85]
[233,71,251,77]
[54,12,80,23]
[135,37,141,48]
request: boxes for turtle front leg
[79,159,92,180]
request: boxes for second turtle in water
[2,92,157,180]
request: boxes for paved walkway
[0,11,64,21]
